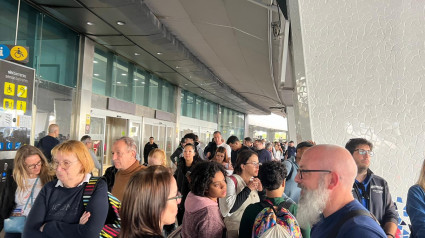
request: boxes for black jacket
[143,142,158,162]
[203,141,217,160]
[36,136,60,163]
[0,168,17,231]
[352,169,398,227]
[170,146,183,164]
[103,166,118,192]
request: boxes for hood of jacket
[184,192,218,213]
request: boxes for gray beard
[296,179,330,229]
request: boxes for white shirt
[15,177,43,216]
[55,173,91,187]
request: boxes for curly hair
[234,149,258,175]
[259,161,287,191]
[345,138,373,155]
[190,161,227,197]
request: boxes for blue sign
[15,142,21,149]
[0,44,11,59]
[0,142,3,150]
[6,142,13,150]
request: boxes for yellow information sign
[3,98,14,109]
[4,82,15,96]
[17,100,26,113]
[10,46,28,61]
[17,85,27,98]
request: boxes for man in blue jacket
[345,138,398,238]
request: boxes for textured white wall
[296,0,425,229]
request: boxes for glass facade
[180,90,218,123]
[219,106,245,140]
[92,46,175,113]
[1,0,79,144]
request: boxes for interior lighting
[156,52,163,55]
[134,52,140,56]
[121,73,127,76]
[141,82,145,84]
[176,66,181,69]
[93,73,99,76]
[87,22,94,26]
[134,78,138,81]
[116,21,126,26]
[93,60,98,63]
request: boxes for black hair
[183,143,201,161]
[190,161,227,197]
[80,135,91,142]
[259,161,287,191]
[345,138,373,154]
[244,137,252,142]
[296,141,314,151]
[180,137,185,144]
[226,135,239,145]
[149,137,154,139]
[289,141,294,143]
[234,149,258,175]
[183,133,197,141]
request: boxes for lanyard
[23,177,39,211]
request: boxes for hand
[79,211,91,225]
[247,179,257,191]
[206,152,211,159]
[253,178,263,192]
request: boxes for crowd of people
[1,126,425,238]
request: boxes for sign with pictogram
[3,98,14,109]
[0,44,11,60]
[10,46,28,62]
[0,45,29,64]
[0,59,35,152]
[4,82,15,96]
[17,85,27,98]
[16,100,26,113]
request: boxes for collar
[55,173,91,187]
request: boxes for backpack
[252,199,302,238]
[83,177,121,238]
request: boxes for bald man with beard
[295,145,386,238]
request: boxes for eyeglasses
[52,160,78,169]
[354,149,374,156]
[168,192,183,204]
[245,162,262,167]
[297,169,332,179]
[26,161,42,170]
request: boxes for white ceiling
[27,0,293,115]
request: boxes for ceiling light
[134,53,140,56]
[121,73,127,76]
[93,60,98,64]
[184,83,188,86]
[117,82,121,84]
[134,78,138,81]
[141,82,145,84]
[93,73,99,76]
[176,66,181,69]
[116,21,126,26]
[156,52,162,55]
[87,22,94,26]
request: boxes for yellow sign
[4,82,15,96]
[10,46,28,61]
[86,114,91,125]
[17,85,27,98]
[17,100,26,113]
[3,98,14,109]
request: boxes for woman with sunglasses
[120,166,180,238]
[218,149,263,238]
[0,145,54,238]
[182,161,227,238]
[23,140,109,238]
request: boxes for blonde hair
[148,149,167,167]
[417,159,425,190]
[13,145,54,191]
[51,140,94,174]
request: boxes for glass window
[186,94,193,117]
[181,90,186,116]
[148,76,159,109]
[195,97,201,119]
[133,67,148,106]
[93,48,109,95]
[112,57,132,101]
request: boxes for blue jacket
[283,159,301,203]
[407,185,425,238]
